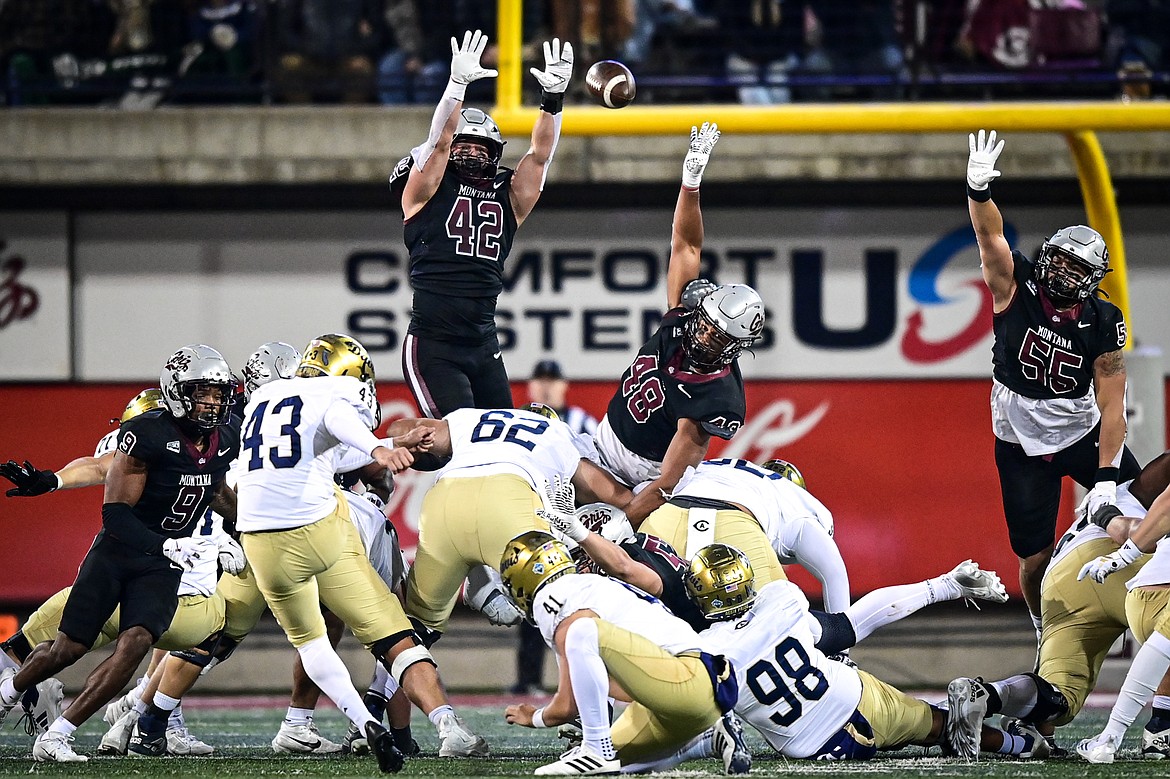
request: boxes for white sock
[152,691,181,713]
[48,716,77,737]
[427,704,454,727]
[993,727,1028,755]
[846,579,955,643]
[1153,694,1170,711]
[133,675,150,697]
[285,706,314,726]
[133,697,149,715]
[296,636,376,730]
[564,618,616,760]
[1104,632,1170,739]
[373,661,400,698]
[989,674,1038,718]
[0,674,19,706]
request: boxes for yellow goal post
[491,0,1170,344]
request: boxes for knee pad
[1022,673,1069,724]
[388,644,435,686]
[1,631,32,663]
[407,617,443,649]
[169,647,215,669]
[811,610,857,656]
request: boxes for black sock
[390,725,417,755]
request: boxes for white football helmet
[575,503,635,544]
[1036,224,1110,305]
[451,108,505,186]
[685,284,765,370]
[242,341,301,398]
[159,345,236,429]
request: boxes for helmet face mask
[684,284,765,371]
[685,543,757,621]
[1035,225,1109,307]
[160,345,236,431]
[500,531,577,618]
[450,109,504,187]
[243,341,302,398]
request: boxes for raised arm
[401,30,497,219]
[1083,349,1129,517]
[625,419,710,526]
[966,130,1015,310]
[667,122,720,309]
[511,38,573,225]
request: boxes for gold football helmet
[500,531,577,617]
[761,458,806,490]
[521,402,560,422]
[297,333,379,424]
[685,543,756,621]
[114,388,166,425]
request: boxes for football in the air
[585,60,636,109]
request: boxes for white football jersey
[94,430,119,458]
[437,408,591,494]
[673,459,835,553]
[236,375,377,531]
[346,489,408,591]
[532,573,702,655]
[700,580,862,758]
[1050,479,1146,569]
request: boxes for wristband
[1090,504,1123,529]
[1119,538,1144,563]
[540,90,564,115]
[531,707,548,728]
[966,184,992,202]
[1096,467,1120,484]
[53,472,64,491]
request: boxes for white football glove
[162,537,213,572]
[1085,480,1118,518]
[1077,539,1143,584]
[464,565,524,627]
[967,129,1005,191]
[537,508,589,543]
[217,536,247,576]
[530,38,573,95]
[449,29,497,87]
[682,121,720,189]
[544,474,577,515]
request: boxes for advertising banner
[0,212,70,379]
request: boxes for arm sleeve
[322,401,383,456]
[102,502,166,556]
[789,521,852,613]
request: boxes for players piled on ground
[3,28,1170,776]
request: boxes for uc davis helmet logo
[899,223,1017,363]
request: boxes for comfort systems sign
[4,206,1165,380]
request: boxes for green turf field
[0,702,1162,777]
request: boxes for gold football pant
[639,504,786,585]
[588,619,722,762]
[1039,537,1140,724]
[242,495,412,648]
[22,587,225,653]
[1126,587,1170,646]
[406,474,548,632]
[217,563,268,643]
[855,669,933,749]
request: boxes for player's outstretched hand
[537,508,589,543]
[162,537,215,572]
[543,474,576,515]
[373,444,414,473]
[394,424,435,453]
[217,536,247,575]
[682,121,720,189]
[967,129,1004,191]
[505,703,538,727]
[450,29,498,86]
[1077,539,1143,584]
[0,459,60,497]
[529,38,573,94]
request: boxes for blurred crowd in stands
[1,0,1166,107]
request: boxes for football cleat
[366,721,406,773]
[946,677,990,761]
[32,730,88,762]
[127,718,168,757]
[343,722,369,755]
[97,709,139,755]
[0,667,17,726]
[1077,732,1121,764]
[534,744,620,775]
[946,560,1009,606]
[1003,718,1066,758]
[437,712,489,757]
[271,720,343,754]
[19,677,64,737]
[558,719,584,752]
[167,725,214,755]
[1008,721,1051,759]
[1143,723,1170,758]
[712,712,752,774]
[103,688,136,726]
